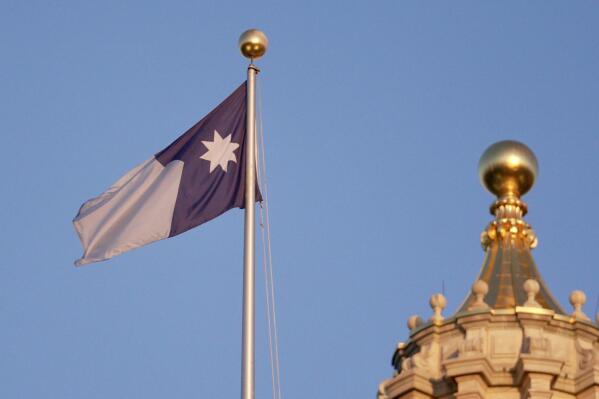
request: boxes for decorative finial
[468,280,490,310]
[523,279,542,308]
[239,29,268,60]
[478,140,538,199]
[569,290,590,321]
[429,293,447,323]
[407,315,423,331]
[478,141,539,251]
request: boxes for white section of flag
[73,157,184,266]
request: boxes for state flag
[73,82,258,266]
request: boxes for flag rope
[256,80,283,399]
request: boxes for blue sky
[2,1,598,398]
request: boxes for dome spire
[458,140,564,313]
[479,141,539,250]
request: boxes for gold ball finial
[239,29,268,60]
[478,140,538,198]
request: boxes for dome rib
[458,235,564,314]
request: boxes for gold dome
[478,140,538,198]
[239,29,268,60]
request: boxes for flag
[73,82,259,266]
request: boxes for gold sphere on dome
[239,29,268,59]
[478,140,538,198]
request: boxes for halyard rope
[256,80,282,399]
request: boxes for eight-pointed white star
[200,130,240,173]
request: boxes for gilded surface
[461,141,564,313]
[462,231,563,313]
[478,140,538,198]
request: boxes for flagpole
[239,29,268,399]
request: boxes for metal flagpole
[239,29,268,399]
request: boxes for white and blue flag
[74,82,258,266]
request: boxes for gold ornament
[479,140,538,198]
[239,29,268,60]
